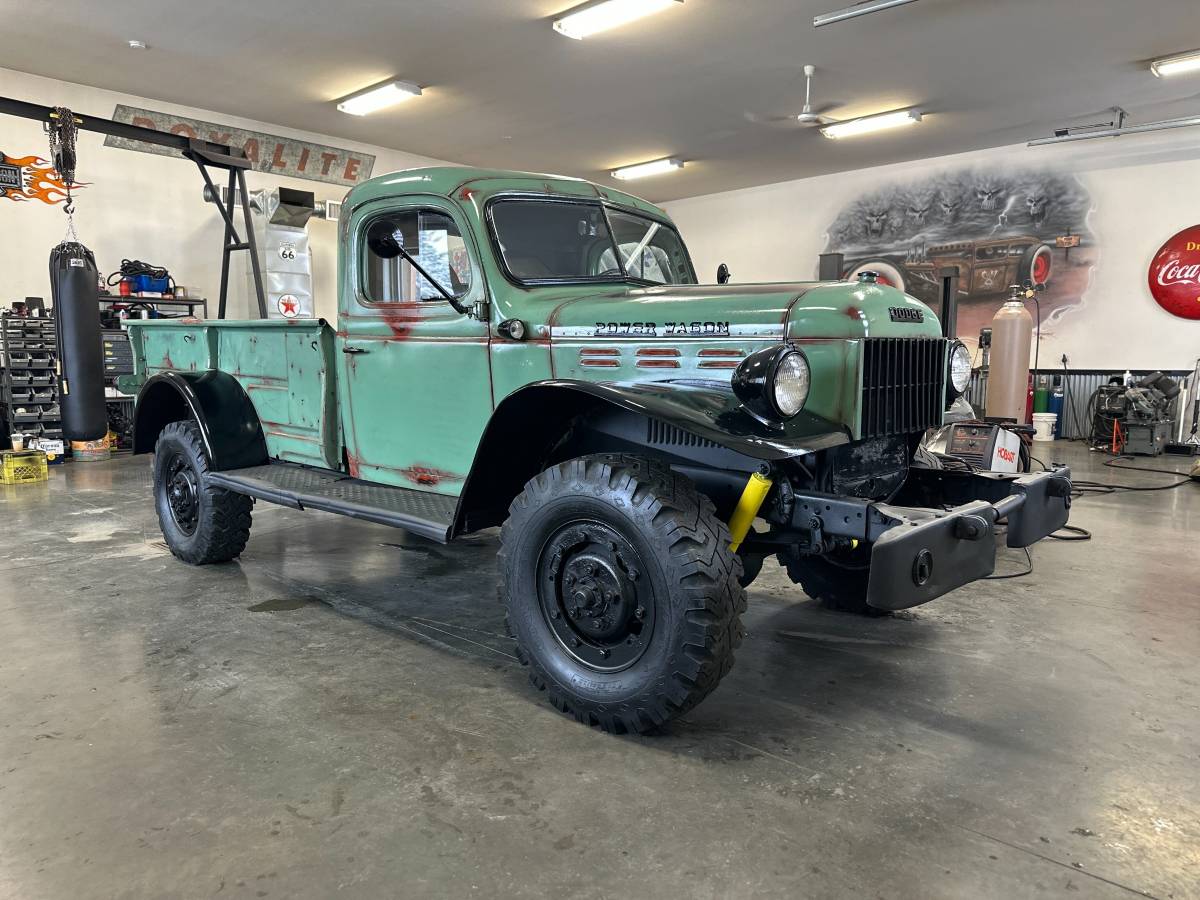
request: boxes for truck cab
[122,166,1073,734]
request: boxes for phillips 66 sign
[1148,225,1200,320]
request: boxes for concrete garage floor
[1,442,1197,899]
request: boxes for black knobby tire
[498,454,746,734]
[782,547,887,617]
[153,420,253,565]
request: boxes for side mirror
[366,219,404,259]
[716,263,732,285]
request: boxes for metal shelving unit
[97,295,209,318]
[1,315,64,449]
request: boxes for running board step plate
[206,463,457,543]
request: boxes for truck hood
[543,281,940,342]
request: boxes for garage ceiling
[3,0,1200,202]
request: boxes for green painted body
[124,166,945,496]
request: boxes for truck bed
[124,317,340,470]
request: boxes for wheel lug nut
[572,638,581,648]
[550,610,560,619]
[635,606,646,619]
[599,649,610,659]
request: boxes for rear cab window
[362,208,473,303]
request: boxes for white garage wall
[664,131,1200,371]
[0,67,454,320]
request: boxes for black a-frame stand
[0,96,267,319]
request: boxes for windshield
[489,199,696,285]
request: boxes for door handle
[342,346,369,355]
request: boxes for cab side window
[363,209,473,303]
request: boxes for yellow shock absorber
[728,470,773,553]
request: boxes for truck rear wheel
[153,420,253,565]
[498,454,745,734]
[782,546,887,617]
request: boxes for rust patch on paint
[162,351,175,369]
[398,465,463,487]
[458,187,476,202]
[845,305,862,319]
[377,309,425,339]
[346,453,361,479]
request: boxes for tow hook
[953,514,990,541]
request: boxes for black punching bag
[50,242,107,442]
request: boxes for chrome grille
[860,338,947,438]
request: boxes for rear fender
[132,371,268,470]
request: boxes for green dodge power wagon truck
[122,166,1072,733]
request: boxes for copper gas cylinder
[985,289,1033,424]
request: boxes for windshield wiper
[393,245,468,316]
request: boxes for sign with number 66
[278,243,297,261]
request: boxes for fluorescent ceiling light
[820,108,922,139]
[814,0,921,28]
[336,80,422,116]
[1028,113,1200,146]
[553,0,682,40]
[610,157,684,180]
[1151,49,1200,78]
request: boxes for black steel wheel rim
[164,451,200,536]
[536,519,655,672]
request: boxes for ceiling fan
[747,65,841,128]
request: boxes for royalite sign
[1148,224,1200,320]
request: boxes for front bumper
[790,466,1072,611]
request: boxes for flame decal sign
[0,152,86,205]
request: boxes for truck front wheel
[153,420,253,565]
[499,454,746,733]
[781,545,887,617]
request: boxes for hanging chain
[44,106,79,240]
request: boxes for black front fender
[132,371,267,470]
[453,379,848,536]
[531,379,849,461]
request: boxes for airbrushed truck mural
[825,165,1096,352]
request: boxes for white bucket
[1032,412,1057,441]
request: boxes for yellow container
[1,449,49,484]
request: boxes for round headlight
[773,351,810,418]
[948,341,972,394]
[731,345,810,422]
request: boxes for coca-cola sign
[1148,225,1200,320]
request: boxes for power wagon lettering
[594,321,731,337]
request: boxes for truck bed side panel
[129,319,339,469]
